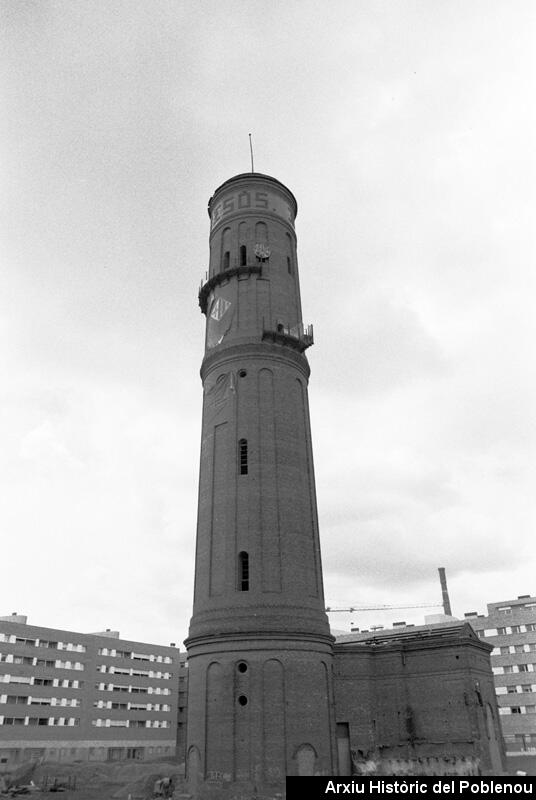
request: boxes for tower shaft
[185,174,335,790]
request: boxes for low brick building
[0,614,179,768]
[334,621,505,775]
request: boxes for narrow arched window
[238,551,249,591]
[239,245,247,266]
[239,439,248,475]
[221,227,231,272]
[286,233,293,274]
[255,221,267,243]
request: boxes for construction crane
[326,569,453,616]
[325,603,442,613]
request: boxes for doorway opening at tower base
[295,743,317,776]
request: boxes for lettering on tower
[210,187,294,229]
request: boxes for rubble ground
[2,759,186,800]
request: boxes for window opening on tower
[222,251,230,270]
[286,233,293,274]
[239,439,248,475]
[238,552,249,591]
[239,245,247,267]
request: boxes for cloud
[0,0,533,645]
[320,287,447,394]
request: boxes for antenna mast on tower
[248,133,254,172]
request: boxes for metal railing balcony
[198,263,263,314]
[262,319,314,352]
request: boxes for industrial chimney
[438,567,453,616]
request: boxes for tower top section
[207,172,298,233]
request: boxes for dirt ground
[29,784,119,800]
[2,759,186,799]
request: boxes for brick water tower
[184,173,336,792]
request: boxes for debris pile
[1,759,185,799]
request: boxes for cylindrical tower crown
[185,173,336,791]
[199,173,311,358]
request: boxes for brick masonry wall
[333,629,506,775]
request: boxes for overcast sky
[1,0,534,647]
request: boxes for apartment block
[176,653,188,760]
[0,614,179,768]
[465,595,536,764]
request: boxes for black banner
[286,777,536,798]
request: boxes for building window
[511,707,522,714]
[497,628,507,635]
[255,221,267,244]
[238,551,249,592]
[286,233,293,274]
[239,245,247,266]
[239,439,248,475]
[507,687,519,694]
[220,227,231,272]
[515,734,530,751]
[132,653,151,662]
